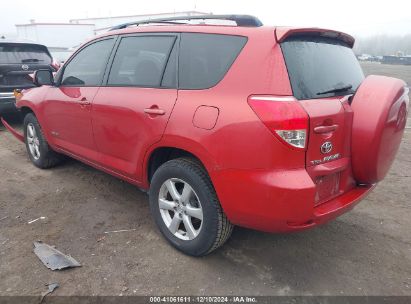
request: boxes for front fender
[17,86,55,144]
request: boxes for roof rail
[109,14,263,31]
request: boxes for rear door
[281,35,364,204]
[91,34,178,179]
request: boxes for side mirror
[33,69,54,86]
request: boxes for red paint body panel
[91,87,177,179]
[300,96,353,167]
[42,86,98,156]
[192,106,219,130]
[211,166,373,232]
[4,24,406,234]
[351,75,409,184]
[275,27,355,47]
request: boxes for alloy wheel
[27,123,40,160]
[158,178,203,240]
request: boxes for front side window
[179,33,247,90]
[108,36,176,87]
[61,39,114,86]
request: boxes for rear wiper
[317,84,353,95]
[21,58,43,63]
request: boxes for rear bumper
[311,185,374,226]
[211,167,374,233]
[0,92,17,114]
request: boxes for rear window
[0,43,51,64]
[179,33,247,90]
[281,36,364,100]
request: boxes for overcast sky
[1,0,410,37]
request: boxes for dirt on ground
[360,62,411,86]
[0,62,410,296]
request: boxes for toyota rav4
[1,15,409,256]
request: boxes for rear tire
[149,158,233,256]
[23,113,62,169]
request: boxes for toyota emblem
[321,141,333,154]
[21,64,29,71]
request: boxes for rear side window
[179,33,247,90]
[0,43,51,64]
[61,39,114,86]
[281,36,364,100]
[108,36,176,87]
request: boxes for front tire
[149,158,233,256]
[23,113,62,169]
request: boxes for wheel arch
[19,102,56,149]
[20,106,35,117]
[143,140,218,188]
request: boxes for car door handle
[79,97,90,106]
[314,124,338,134]
[144,107,166,116]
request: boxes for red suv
[1,15,409,256]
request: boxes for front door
[91,34,178,180]
[43,38,115,159]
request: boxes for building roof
[69,11,209,23]
[15,22,95,27]
[0,37,44,45]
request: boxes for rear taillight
[248,95,309,150]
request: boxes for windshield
[0,43,51,64]
[281,35,364,100]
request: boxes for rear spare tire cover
[351,75,409,184]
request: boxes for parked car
[50,50,73,65]
[1,15,409,256]
[0,40,58,115]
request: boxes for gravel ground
[0,62,410,296]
